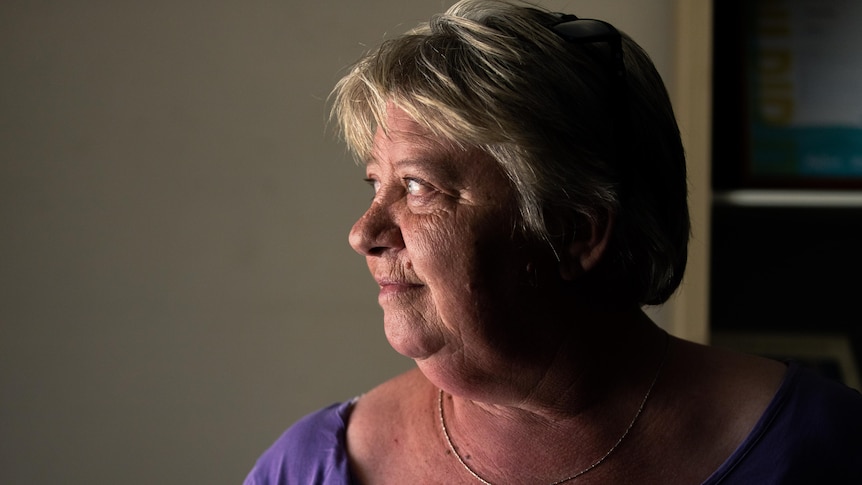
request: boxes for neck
[465,307,664,410]
[438,312,670,483]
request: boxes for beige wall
[0,1,676,483]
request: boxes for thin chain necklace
[438,331,670,485]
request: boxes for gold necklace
[438,331,670,485]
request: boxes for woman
[246,1,862,483]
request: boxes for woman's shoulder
[704,360,862,483]
[345,368,444,483]
[677,338,861,426]
[767,361,862,445]
[245,369,435,485]
[666,338,862,483]
[244,399,356,485]
[346,367,435,447]
[670,338,788,404]
[637,339,788,481]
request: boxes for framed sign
[714,0,862,188]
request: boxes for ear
[558,211,614,281]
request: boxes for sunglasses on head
[550,14,628,162]
[551,14,625,82]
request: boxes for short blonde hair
[331,0,689,306]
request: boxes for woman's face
[349,106,547,389]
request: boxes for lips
[375,277,424,297]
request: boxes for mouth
[375,278,424,298]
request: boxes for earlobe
[558,212,614,281]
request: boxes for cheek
[410,216,532,300]
[404,222,465,287]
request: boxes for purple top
[244,397,358,485]
[245,363,862,484]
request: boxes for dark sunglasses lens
[552,19,617,42]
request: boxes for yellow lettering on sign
[756,0,793,125]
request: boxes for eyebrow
[367,152,465,183]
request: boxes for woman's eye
[405,179,423,195]
[404,178,432,197]
[404,177,435,197]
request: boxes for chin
[385,332,441,360]
[383,317,446,360]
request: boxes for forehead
[366,104,513,193]
[368,106,453,161]
[366,106,477,177]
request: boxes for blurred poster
[748,0,862,181]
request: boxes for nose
[349,200,404,256]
